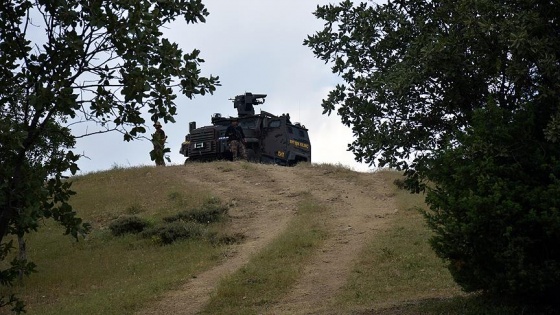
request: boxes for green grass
[336,170,463,313]
[20,235,221,315]
[335,170,553,315]
[0,165,229,315]
[199,194,329,315]
[2,165,553,315]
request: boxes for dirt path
[137,162,397,315]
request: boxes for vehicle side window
[240,119,256,128]
[269,120,281,128]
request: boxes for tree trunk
[18,235,26,281]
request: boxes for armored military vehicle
[179,92,311,165]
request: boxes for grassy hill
[0,162,534,314]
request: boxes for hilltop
[136,162,400,314]
[6,161,464,315]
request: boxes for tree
[0,0,218,312]
[306,0,560,302]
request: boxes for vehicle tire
[246,149,257,162]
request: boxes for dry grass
[199,194,329,315]
[335,170,463,314]
[1,165,229,315]
[0,164,536,315]
[339,170,542,315]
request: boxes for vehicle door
[261,117,288,164]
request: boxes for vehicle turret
[231,92,267,117]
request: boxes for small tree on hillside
[0,0,218,312]
[305,0,560,303]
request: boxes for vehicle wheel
[246,149,257,162]
[223,151,233,161]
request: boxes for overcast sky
[73,0,377,174]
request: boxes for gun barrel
[233,92,267,117]
[252,94,267,101]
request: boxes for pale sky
[73,1,376,174]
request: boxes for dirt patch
[137,162,398,315]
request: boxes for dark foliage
[109,216,151,236]
[1,0,218,310]
[424,104,560,302]
[141,221,204,245]
[207,232,246,245]
[163,202,228,224]
[306,0,560,304]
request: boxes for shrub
[141,221,204,245]
[109,216,151,236]
[423,106,560,303]
[207,232,246,245]
[163,200,228,224]
[125,203,145,215]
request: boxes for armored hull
[180,93,311,166]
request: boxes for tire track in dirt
[137,162,304,315]
[265,170,398,314]
[137,163,397,315]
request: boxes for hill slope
[136,162,399,315]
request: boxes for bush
[141,221,204,245]
[163,200,228,224]
[207,232,246,245]
[423,106,560,303]
[109,215,151,236]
